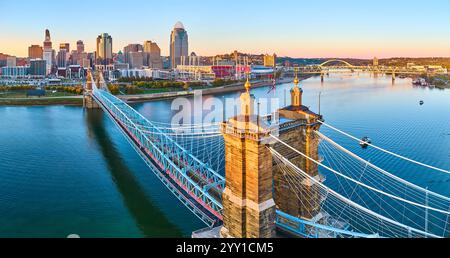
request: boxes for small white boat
[359,137,372,147]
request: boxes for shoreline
[0,76,309,106]
[121,77,306,103]
[0,96,83,106]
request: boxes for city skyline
[1,0,450,58]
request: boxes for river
[0,73,449,237]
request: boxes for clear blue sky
[1,0,450,58]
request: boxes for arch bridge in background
[318,59,356,68]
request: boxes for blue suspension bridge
[84,70,450,238]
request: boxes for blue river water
[0,73,449,237]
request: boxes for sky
[1,0,450,58]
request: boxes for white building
[1,66,29,78]
[407,63,448,74]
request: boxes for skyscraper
[129,51,145,69]
[143,40,162,69]
[96,33,113,65]
[28,45,43,59]
[29,59,47,77]
[57,49,67,68]
[58,43,70,67]
[170,22,188,69]
[76,40,84,53]
[43,29,52,50]
[123,44,143,64]
[71,40,86,66]
[43,29,53,74]
[59,43,70,52]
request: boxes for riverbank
[0,76,310,106]
[0,96,83,106]
[121,76,305,103]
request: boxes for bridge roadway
[288,59,427,75]
[87,72,380,238]
[91,84,224,226]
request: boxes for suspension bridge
[83,69,450,238]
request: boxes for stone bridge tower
[220,77,276,238]
[83,69,100,109]
[273,71,324,220]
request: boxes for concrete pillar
[220,79,276,238]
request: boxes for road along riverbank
[120,77,308,103]
[0,76,311,106]
[0,96,83,106]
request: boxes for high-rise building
[43,29,53,73]
[81,58,91,68]
[96,33,113,65]
[43,29,52,50]
[60,43,70,52]
[170,21,188,69]
[144,40,160,54]
[6,56,17,67]
[263,53,277,67]
[59,43,70,66]
[76,40,84,53]
[70,40,86,66]
[1,66,29,78]
[28,45,43,59]
[129,51,145,69]
[143,40,162,69]
[123,44,143,64]
[29,59,47,77]
[57,49,67,68]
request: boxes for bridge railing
[96,90,225,190]
[90,85,224,224]
[275,210,379,238]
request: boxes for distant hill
[378,57,450,68]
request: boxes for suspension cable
[318,121,450,174]
[269,134,450,215]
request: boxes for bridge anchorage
[85,67,450,238]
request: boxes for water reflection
[85,110,182,237]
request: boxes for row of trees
[124,85,143,94]
[211,79,239,87]
[108,85,121,95]
[46,86,84,95]
[117,76,154,83]
[133,81,207,90]
[133,81,186,89]
[0,85,84,95]
[426,75,450,88]
[117,76,243,90]
[0,85,36,91]
[105,78,244,95]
